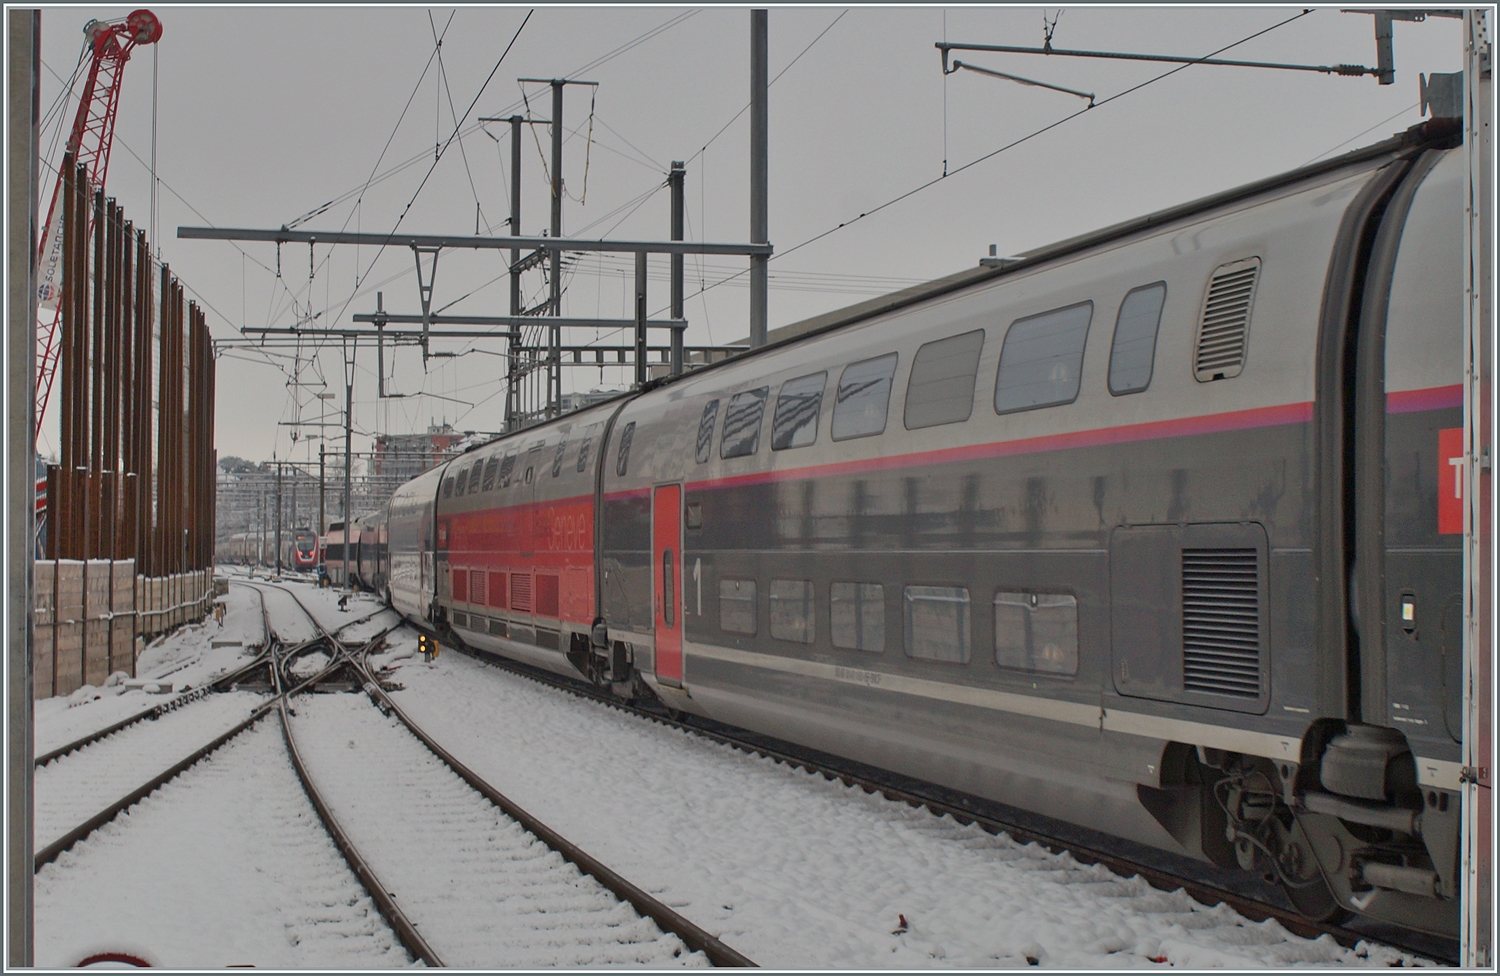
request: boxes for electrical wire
[671,8,1318,309]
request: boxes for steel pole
[749,9,769,348]
[549,80,563,416]
[634,252,648,388]
[343,358,353,590]
[669,160,685,375]
[274,460,282,577]
[510,114,522,429]
[7,9,39,964]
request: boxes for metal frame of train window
[721,387,770,459]
[832,353,898,441]
[771,372,827,451]
[1108,282,1167,396]
[696,399,720,463]
[615,422,636,477]
[903,585,971,664]
[831,581,885,652]
[993,591,1079,676]
[905,330,985,430]
[994,301,1093,415]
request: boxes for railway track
[429,633,1458,967]
[33,584,392,872]
[256,580,755,967]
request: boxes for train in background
[343,120,1476,939]
[217,527,319,571]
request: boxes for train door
[652,483,683,685]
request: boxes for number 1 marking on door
[693,558,702,616]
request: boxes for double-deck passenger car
[382,119,1467,936]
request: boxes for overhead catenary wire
[669,7,1318,311]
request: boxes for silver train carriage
[381,120,1468,937]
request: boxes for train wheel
[1279,817,1351,924]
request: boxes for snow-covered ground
[36,690,262,850]
[30,578,1435,968]
[35,718,412,969]
[33,583,264,756]
[291,692,707,967]
[379,639,1434,969]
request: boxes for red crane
[34,9,162,442]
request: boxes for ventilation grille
[510,572,532,612]
[1182,548,1261,697]
[470,571,487,607]
[1194,257,1260,381]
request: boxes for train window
[467,462,482,494]
[772,373,827,451]
[831,582,884,652]
[552,440,567,478]
[1109,283,1166,395]
[993,301,1093,415]
[454,464,468,497]
[719,578,757,635]
[576,435,593,473]
[903,585,971,664]
[769,579,815,643]
[498,454,517,488]
[994,591,1079,676]
[481,457,500,492]
[832,353,897,441]
[721,388,769,459]
[696,399,720,463]
[615,422,636,477]
[905,330,984,429]
[442,476,454,499]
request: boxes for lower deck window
[719,578,757,635]
[831,582,884,652]
[769,579,815,643]
[904,586,970,663]
[994,591,1078,675]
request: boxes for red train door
[653,484,683,685]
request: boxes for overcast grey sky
[32,4,1465,465]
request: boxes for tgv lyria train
[349,119,1474,937]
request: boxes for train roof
[455,118,1458,445]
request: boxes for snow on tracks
[34,720,410,969]
[289,691,708,968]
[386,651,1426,968]
[35,690,265,852]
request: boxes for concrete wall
[32,561,213,699]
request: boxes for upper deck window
[771,373,826,451]
[481,456,500,492]
[696,399,720,463]
[905,330,984,429]
[1108,283,1166,395]
[721,388,769,459]
[994,301,1092,415]
[832,353,897,441]
[615,422,636,477]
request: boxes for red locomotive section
[441,494,596,626]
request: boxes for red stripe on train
[1387,383,1463,414]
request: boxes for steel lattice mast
[34,9,161,442]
